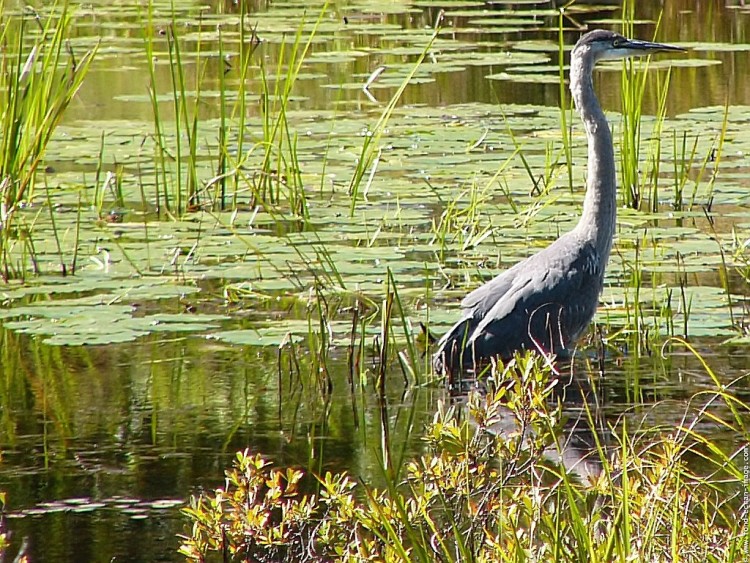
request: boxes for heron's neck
[570,53,617,264]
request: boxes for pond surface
[1,0,750,561]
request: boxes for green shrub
[180,353,743,562]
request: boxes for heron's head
[572,29,685,63]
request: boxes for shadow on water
[449,366,608,485]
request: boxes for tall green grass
[0,2,96,280]
[144,4,210,217]
[617,4,673,211]
[143,1,325,219]
[617,2,725,215]
[347,11,443,217]
[557,13,574,194]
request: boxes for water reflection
[1,327,746,559]
[448,345,746,496]
[452,366,609,485]
[0,328,441,561]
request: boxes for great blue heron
[433,30,685,377]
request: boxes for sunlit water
[1,0,749,561]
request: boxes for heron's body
[433,30,684,376]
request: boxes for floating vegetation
[5,496,184,519]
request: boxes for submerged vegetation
[0,0,749,561]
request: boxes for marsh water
[1,0,750,561]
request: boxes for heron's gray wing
[468,238,602,344]
[460,261,523,317]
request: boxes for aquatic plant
[0,3,96,280]
[0,482,24,562]
[0,491,8,557]
[179,351,745,562]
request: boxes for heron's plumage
[433,29,684,377]
[434,235,602,374]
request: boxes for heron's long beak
[622,38,686,54]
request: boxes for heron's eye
[612,38,623,47]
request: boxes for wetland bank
[0,0,749,561]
